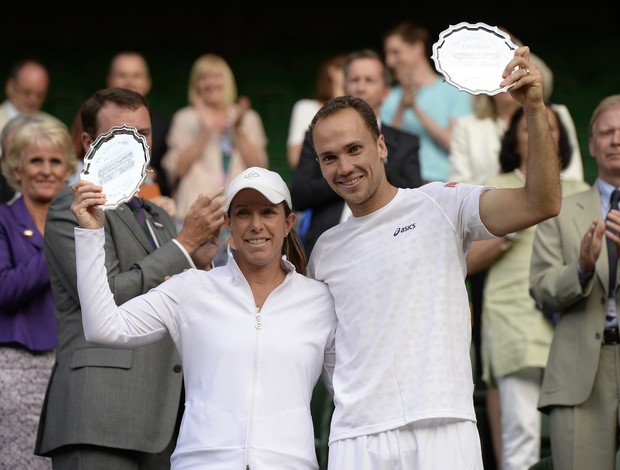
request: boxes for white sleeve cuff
[172,238,197,269]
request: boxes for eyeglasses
[11,80,47,101]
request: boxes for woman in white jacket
[70,167,337,470]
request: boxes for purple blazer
[0,197,57,351]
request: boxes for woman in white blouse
[70,167,336,470]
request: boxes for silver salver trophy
[80,125,150,209]
[432,22,519,96]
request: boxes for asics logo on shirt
[394,223,416,236]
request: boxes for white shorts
[327,418,484,470]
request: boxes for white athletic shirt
[75,227,337,470]
[307,183,495,444]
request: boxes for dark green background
[2,14,618,185]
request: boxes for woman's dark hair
[383,20,432,66]
[80,87,151,140]
[499,104,572,173]
[314,53,346,103]
[282,204,307,274]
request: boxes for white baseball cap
[225,167,292,211]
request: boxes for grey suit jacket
[35,186,190,455]
[530,185,611,412]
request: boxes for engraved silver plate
[432,22,518,95]
[80,125,150,210]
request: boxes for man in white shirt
[0,58,54,202]
[306,46,561,470]
[0,58,51,131]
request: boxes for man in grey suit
[530,94,620,470]
[35,88,221,469]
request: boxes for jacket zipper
[244,305,262,469]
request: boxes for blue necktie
[605,189,620,328]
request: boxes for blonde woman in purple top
[0,116,77,469]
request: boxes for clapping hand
[192,228,222,270]
[193,96,216,130]
[396,70,417,109]
[232,96,251,129]
[176,187,226,269]
[578,217,606,273]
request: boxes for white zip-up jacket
[75,227,337,470]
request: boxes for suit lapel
[573,187,609,294]
[382,126,397,160]
[114,201,176,252]
[144,200,177,248]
